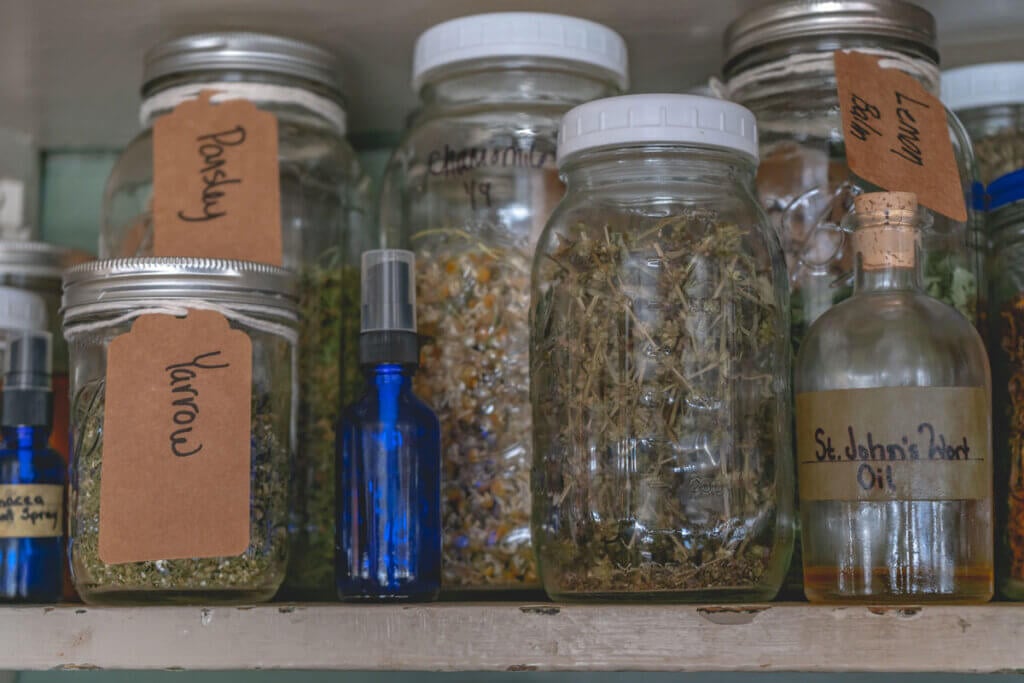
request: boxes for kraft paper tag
[0,485,62,538]
[99,310,252,564]
[834,50,967,223]
[152,90,283,266]
[796,387,990,502]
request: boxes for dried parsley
[284,257,362,597]
[531,210,788,598]
[413,228,538,592]
[69,374,290,603]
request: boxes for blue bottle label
[0,484,63,538]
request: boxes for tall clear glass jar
[379,12,628,594]
[943,63,1024,186]
[986,175,1024,599]
[723,0,984,348]
[100,33,369,598]
[532,94,793,602]
[61,258,297,604]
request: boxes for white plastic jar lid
[942,62,1024,112]
[557,94,759,167]
[412,12,628,92]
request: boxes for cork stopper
[851,192,920,271]
[853,191,918,217]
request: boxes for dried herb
[531,210,786,597]
[1000,296,1024,581]
[284,257,362,597]
[413,228,538,591]
[69,375,289,601]
[975,130,1024,185]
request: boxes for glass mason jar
[532,94,794,602]
[379,12,628,594]
[723,0,984,349]
[944,63,1024,186]
[987,176,1024,599]
[61,258,297,604]
[795,192,992,603]
[101,33,370,598]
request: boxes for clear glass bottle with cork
[795,191,992,602]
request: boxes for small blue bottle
[337,249,441,601]
[0,330,65,602]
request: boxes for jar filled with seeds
[532,94,793,601]
[985,173,1024,599]
[100,33,370,598]
[62,258,297,604]
[379,12,628,594]
[943,63,1024,186]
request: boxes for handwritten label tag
[153,90,283,265]
[0,484,62,538]
[834,50,967,222]
[99,310,252,564]
[796,386,990,502]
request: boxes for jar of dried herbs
[379,12,628,594]
[532,94,794,601]
[944,63,1024,186]
[99,33,370,598]
[62,258,297,604]
[723,0,984,348]
[985,173,1024,600]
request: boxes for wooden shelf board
[4,602,1023,672]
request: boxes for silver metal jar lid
[62,257,298,314]
[723,0,937,72]
[143,32,342,95]
[0,241,73,280]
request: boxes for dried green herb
[413,229,538,591]
[284,258,362,597]
[69,376,289,602]
[531,210,787,598]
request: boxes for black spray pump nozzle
[359,249,419,366]
[2,330,53,428]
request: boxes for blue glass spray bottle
[0,330,65,602]
[337,249,441,600]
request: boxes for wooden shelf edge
[4,602,1024,672]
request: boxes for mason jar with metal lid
[722,0,983,348]
[62,258,297,604]
[100,32,370,598]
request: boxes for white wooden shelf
[3,602,1023,672]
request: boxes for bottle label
[796,387,990,501]
[0,484,62,538]
[152,89,283,266]
[834,50,967,223]
[99,310,252,564]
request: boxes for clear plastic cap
[361,250,416,333]
[4,329,51,392]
